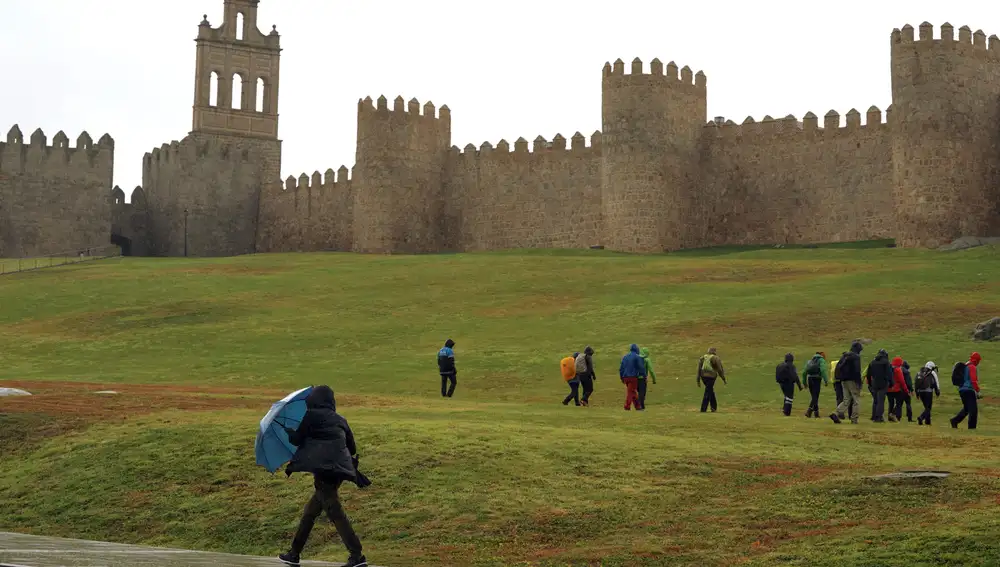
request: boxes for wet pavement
[0,532,373,566]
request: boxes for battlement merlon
[453,131,602,159]
[282,165,353,192]
[357,95,451,122]
[891,22,1000,59]
[602,58,707,92]
[356,95,451,150]
[0,125,114,175]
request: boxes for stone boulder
[973,317,1000,341]
[938,236,1000,252]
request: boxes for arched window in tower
[256,78,266,113]
[236,12,245,40]
[232,73,244,110]
[209,71,219,107]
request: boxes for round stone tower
[601,58,707,252]
[353,96,451,254]
[890,22,1000,248]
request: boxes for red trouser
[623,377,639,410]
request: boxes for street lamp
[183,208,189,257]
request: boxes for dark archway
[111,233,132,257]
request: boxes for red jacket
[968,352,982,393]
[888,357,910,395]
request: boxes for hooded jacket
[960,352,982,393]
[866,350,893,390]
[902,361,914,393]
[837,342,864,385]
[285,385,358,482]
[802,353,829,386]
[619,344,647,379]
[583,346,597,381]
[776,353,801,387]
[698,349,726,380]
[888,357,910,395]
[437,339,456,375]
[639,347,657,383]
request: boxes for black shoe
[342,555,368,567]
[829,413,842,424]
[950,419,958,429]
[918,417,924,425]
[562,400,569,406]
[279,552,301,566]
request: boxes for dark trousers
[440,373,456,397]
[807,378,822,415]
[563,380,580,405]
[872,388,887,421]
[701,377,718,412]
[902,394,913,421]
[918,392,934,424]
[637,378,648,410]
[887,392,898,417]
[952,390,979,429]
[580,376,594,403]
[780,382,796,416]
[291,476,363,557]
[834,381,856,418]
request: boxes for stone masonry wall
[695,109,894,247]
[256,166,354,252]
[0,126,114,257]
[890,23,1000,248]
[142,132,281,257]
[446,133,603,251]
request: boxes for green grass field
[1,244,999,566]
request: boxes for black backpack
[951,362,967,387]
[834,353,849,381]
[805,357,822,378]
[914,368,932,391]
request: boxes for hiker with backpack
[562,352,582,406]
[865,349,893,422]
[697,347,727,413]
[900,360,915,422]
[830,341,864,424]
[619,344,647,411]
[915,361,941,426]
[577,346,597,406]
[950,352,983,430]
[437,339,457,398]
[637,347,657,410]
[886,356,911,422]
[776,353,803,416]
[802,352,829,418]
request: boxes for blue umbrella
[255,386,313,473]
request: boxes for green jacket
[801,354,829,386]
[640,347,656,384]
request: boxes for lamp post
[183,208,189,257]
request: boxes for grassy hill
[1,245,999,566]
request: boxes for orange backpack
[560,357,576,381]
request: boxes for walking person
[915,361,940,426]
[900,360,915,422]
[776,353,803,416]
[830,341,864,424]
[802,352,829,418]
[562,352,581,406]
[577,346,597,406]
[697,347,727,413]
[866,349,893,422]
[637,347,657,411]
[437,339,457,398]
[886,356,910,422]
[619,344,646,411]
[950,352,983,430]
[279,385,368,567]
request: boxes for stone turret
[600,58,707,252]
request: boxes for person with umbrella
[264,385,368,567]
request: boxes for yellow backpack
[560,357,576,381]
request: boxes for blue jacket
[619,344,647,379]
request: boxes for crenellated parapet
[602,57,707,93]
[703,106,891,142]
[891,22,1000,58]
[282,165,353,192]
[451,131,602,162]
[0,125,114,178]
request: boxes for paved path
[0,532,374,567]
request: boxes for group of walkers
[776,341,984,429]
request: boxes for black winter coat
[867,356,893,390]
[285,386,357,482]
[775,362,800,387]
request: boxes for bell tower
[192,0,281,139]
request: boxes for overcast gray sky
[0,1,994,198]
